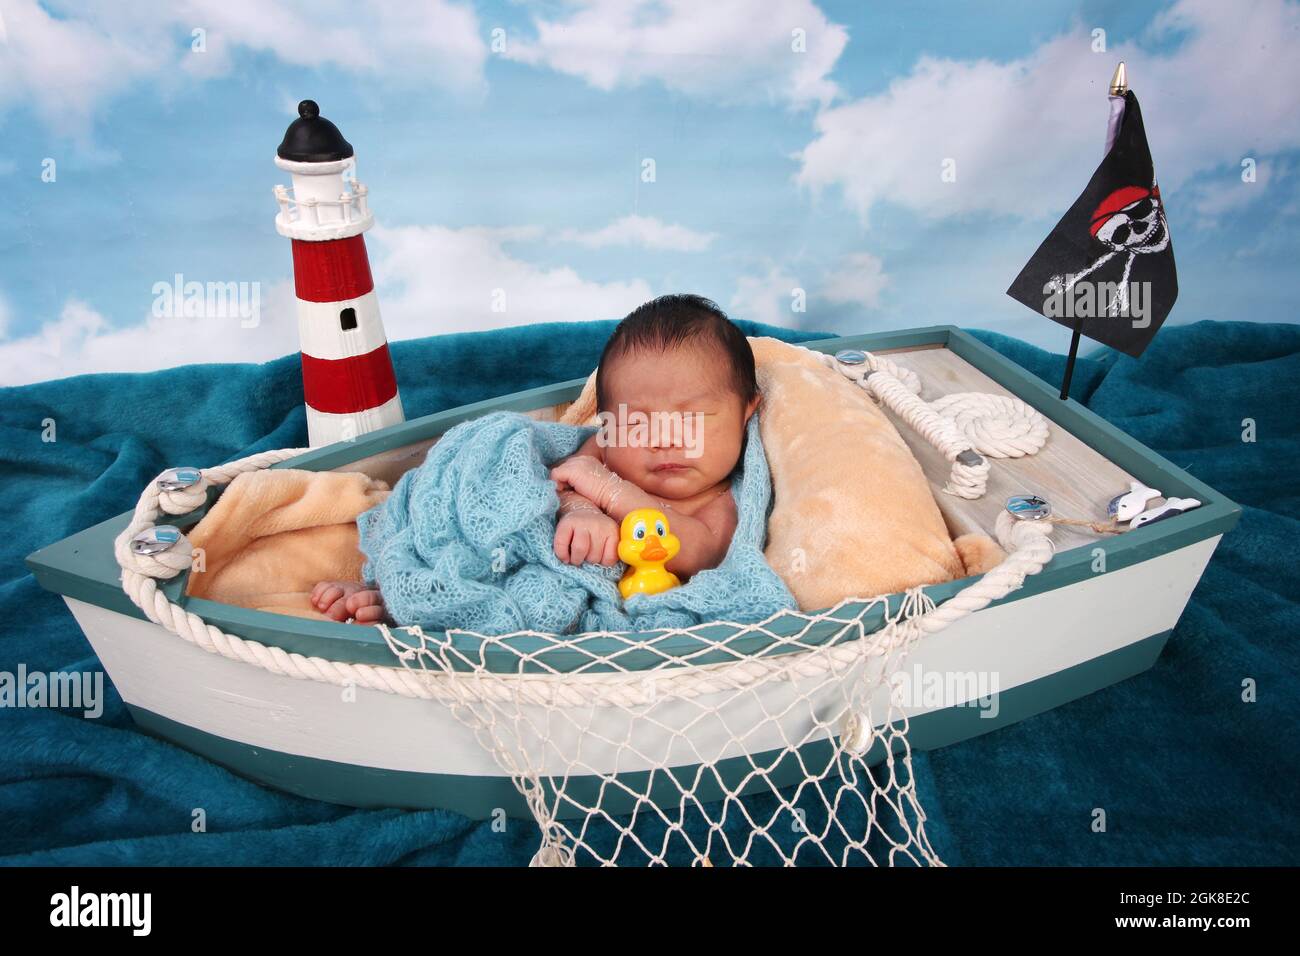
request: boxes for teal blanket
[2,318,1297,865]
[356,410,794,634]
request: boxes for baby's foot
[310,580,387,624]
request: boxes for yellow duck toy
[618,508,682,599]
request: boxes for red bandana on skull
[1089,184,1168,253]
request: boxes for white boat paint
[64,534,1220,781]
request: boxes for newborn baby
[312,294,759,624]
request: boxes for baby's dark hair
[595,294,758,411]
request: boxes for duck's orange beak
[641,535,668,562]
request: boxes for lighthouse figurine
[273,100,404,447]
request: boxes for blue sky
[1,0,1298,384]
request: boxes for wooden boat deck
[339,343,1137,554]
[874,344,1136,552]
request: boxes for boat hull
[28,325,1240,819]
[63,533,1219,819]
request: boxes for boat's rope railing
[378,508,1052,703]
[109,348,1056,702]
[113,470,1053,706]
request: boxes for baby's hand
[550,455,630,512]
[554,510,621,567]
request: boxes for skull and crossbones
[1048,183,1170,315]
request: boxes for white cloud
[797,0,1300,226]
[1182,156,1292,227]
[730,250,890,326]
[0,0,156,138]
[176,0,486,91]
[371,224,653,333]
[821,252,889,309]
[729,265,804,326]
[0,284,299,386]
[0,0,487,136]
[0,225,656,385]
[505,0,847,108]
[557,215,717,251]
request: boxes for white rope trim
[113,455,1055,705]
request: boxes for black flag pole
[1060,323,1083,400]
[1059,61,1129,400]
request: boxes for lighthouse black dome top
[277,100,354,163]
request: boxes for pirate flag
[1007,91,1177,358]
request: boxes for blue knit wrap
[357,409,795,635]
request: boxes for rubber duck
[618,508,682,599]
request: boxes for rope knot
[115,525,193,579]
[158,484,209,515]
[929,393,1050,459]
[994,509,1056,555]
[153,466,211,515]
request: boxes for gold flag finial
[1109,61,1128,97]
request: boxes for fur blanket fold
[185,468,390,620]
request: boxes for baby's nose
[648,421,684,449]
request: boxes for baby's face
[597,345,758,501]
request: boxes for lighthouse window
[339,307,357,331]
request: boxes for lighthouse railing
[273,182,371,230]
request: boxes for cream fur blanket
[185,468,390,620]
[186,336,1001,618]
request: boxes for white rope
[112,445,1054,705]
[380,518,1051,705]
[930,392,1052,459]
[107,346,1054,707]
[809,347,1049,499]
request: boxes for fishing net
[380,588,946,867]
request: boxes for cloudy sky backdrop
[1,0,1297,384]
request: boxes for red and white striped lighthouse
[273,100,404,447]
